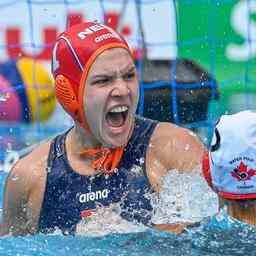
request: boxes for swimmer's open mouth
[106,106,129,127]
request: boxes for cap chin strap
[80,147,124,174]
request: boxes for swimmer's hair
[222,197,256,207]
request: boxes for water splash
[75,204,147,236]
[0,92,10,102]
[190,209,256,255]
[151,168,218,224]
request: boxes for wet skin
[84,48,139,148]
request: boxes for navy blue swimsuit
[38,116,158,234]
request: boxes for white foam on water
[74,167,218,236]
[75,204,148,237]
[151,167,219,224]
[71,166,219,236]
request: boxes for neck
[67,123,102,154]
[224,199,256,225]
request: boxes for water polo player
[203,110,256,226]
[1,21,204,236]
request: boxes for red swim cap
[52,21,132,131]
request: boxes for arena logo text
[78,189,110,203]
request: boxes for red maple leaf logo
[231,161,256,181]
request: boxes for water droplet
[0,92,9,102]
[11,175,19,181]
[63,230,69,235]
[139,157,144,165]
[46,166,51,173]
[56,152,63,158]
[185,144,190,151]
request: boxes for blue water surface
[0,170,256,256]
[0,119,256,256]
[0,214,256,256]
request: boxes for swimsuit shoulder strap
[47,128,72,169]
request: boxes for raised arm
[146,122,205,234]
[146,122,205,192]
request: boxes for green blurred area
[177,0,256,119]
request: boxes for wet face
[83,48,139,147]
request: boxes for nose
[111,79,130,97]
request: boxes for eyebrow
[89,65,136,81]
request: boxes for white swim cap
[202,110,256,200]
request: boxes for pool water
[0,170,256,255]
[0,210,255,256]
[0,112,254,255]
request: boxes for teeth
[109,106,128,113]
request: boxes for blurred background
[0,0,255,170]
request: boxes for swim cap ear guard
[55,74,80,123]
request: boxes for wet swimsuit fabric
[38,116,158,234]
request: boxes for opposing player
[203,110,256,226]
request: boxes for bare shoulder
[7,140,51,192]
[148,122,205,172]
[151,122,202,145]
[1,140,51,235]
[13,140,51,173]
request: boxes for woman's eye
[93,77,111,85]
[123,72,135,81]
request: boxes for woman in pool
[1,21,204,236]
[202,110,256,225]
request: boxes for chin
[100,125,133,148]
[101,118,134,148]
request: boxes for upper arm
[152,122,204,171]
[146,123,205,191]
[1,162,31,236]
[1,141,50,236]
